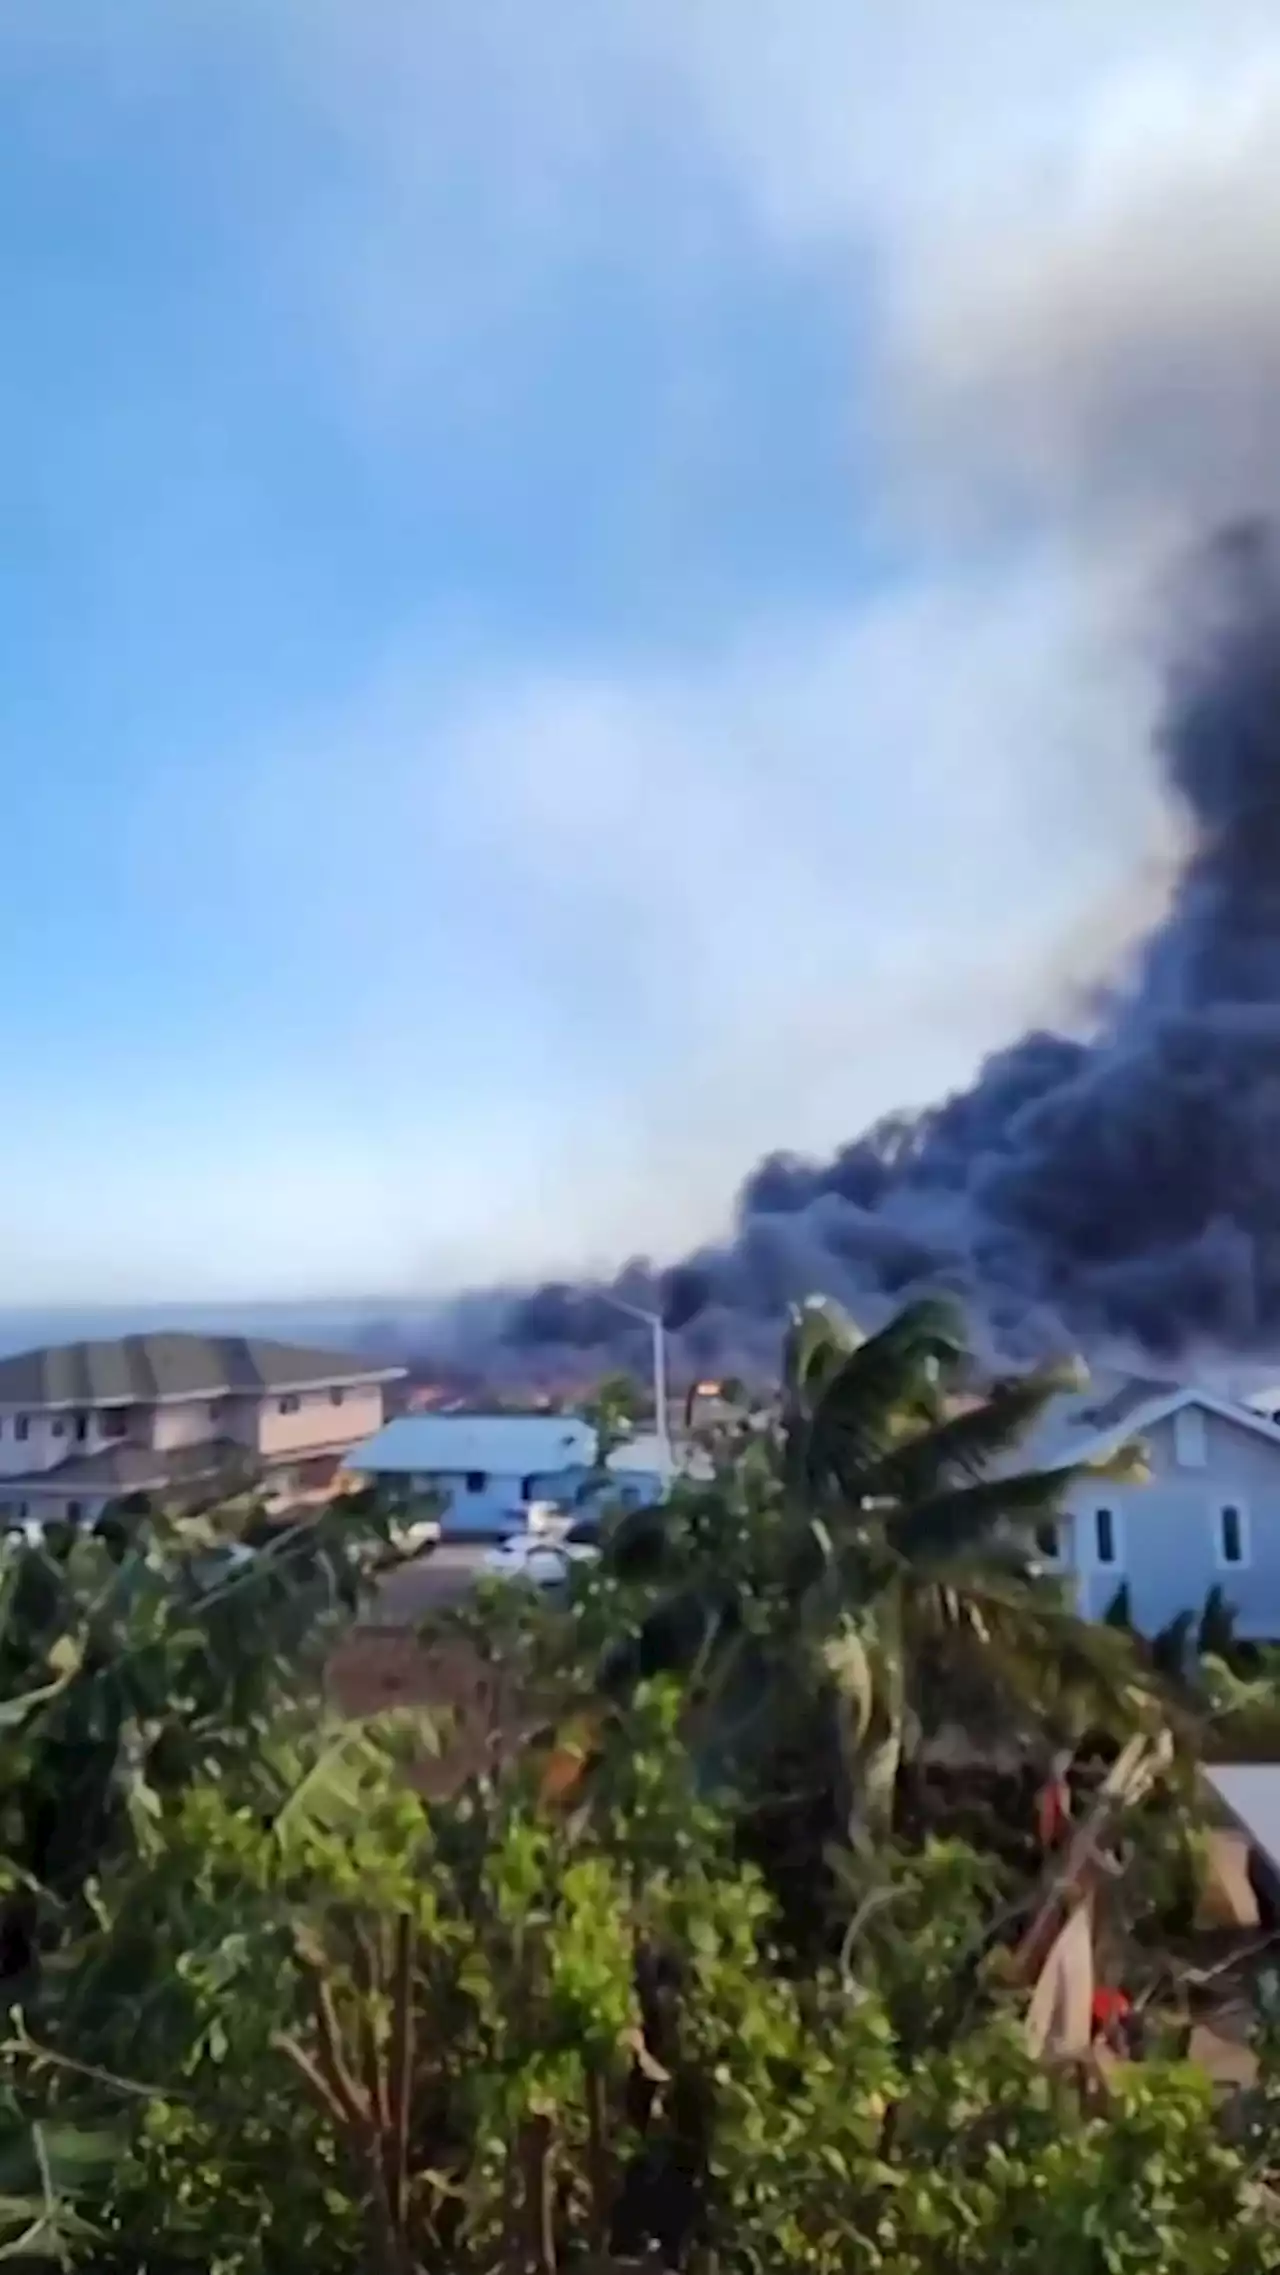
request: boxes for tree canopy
[0,1302,1275,2270]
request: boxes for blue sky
[1,1,1275,1302]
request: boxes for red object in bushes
[1036,1778,1071,1848]
[1091,1988,1132,2029]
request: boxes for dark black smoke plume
[451,526,1280,1379]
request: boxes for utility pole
[597,1294,673,1481]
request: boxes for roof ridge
[0,1328,403,1407]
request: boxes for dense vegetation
[0,1300,1278,2269]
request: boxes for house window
[520,1474,536,1499]
[101,1410,129,1440]
[278,1395,301,1416]
[1033,1520,1062,1565]
[1217,1501,1250,1570]
[50,1420,64,1439]
[1094,1507,1118,1567]
[329,1387,345,1407]
[465,1470,488,1494]
[66,1501,82,1525]
[73,1413,88,1443]
[14,1417,28,1442]
[1174,1407,1207,1470]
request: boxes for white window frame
[1173,1405,1208,1470]
[1091,1502,1124,1573]
[1214,1496,1252,1573]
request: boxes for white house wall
[0,1410,129,1476]
[1063,1408,1280,1634]
[0,1414,67,1476]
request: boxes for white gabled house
[1023,1375,1280,1636]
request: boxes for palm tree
[600,1295,1162,1859]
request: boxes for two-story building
[1022,1373,1280,1636]
[0,1331,406,1527]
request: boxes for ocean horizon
[0,1301,444,1362]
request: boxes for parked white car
[481,1519,599,1588]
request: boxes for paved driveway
[362,1543,489,1626]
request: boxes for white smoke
[895,56,1280,543]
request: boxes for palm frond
[1081,1438,1150,1486]
[780,1296,864,1418]
[888,1463,1088,1566]
[858,1360,1083,1503]
[795,1298,967,1496]
[913,1566,1167,1741]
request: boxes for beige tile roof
[0,1331,403,1408]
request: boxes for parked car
[481,1518,599,1588]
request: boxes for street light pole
[598,1294,673,1482]
[650,1311,670,1478]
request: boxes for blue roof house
[346,1412,598,1538]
